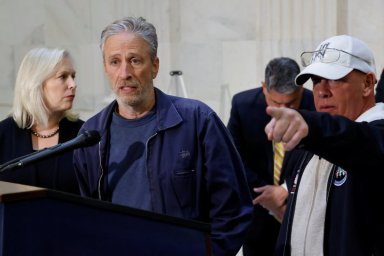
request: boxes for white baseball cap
[295,35,376,85]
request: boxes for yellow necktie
[273,142,285,185]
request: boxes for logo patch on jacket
[333,166,347,186]
[179,150,190,158]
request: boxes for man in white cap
[267,35,384,256]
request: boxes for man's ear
[152,57,160,79]
[363,72,376,96]
[261,81,266,88]
[261,81,268,96]
[103,57,108,74]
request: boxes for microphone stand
[0,130,100,173]
[0,148,50,173]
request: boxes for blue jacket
[74,88,253,256]
[275,108,384,256]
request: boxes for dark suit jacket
[375,69,384,103]
[227,87,315,255]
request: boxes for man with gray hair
[227,57,314,256]
[73,16,253,256]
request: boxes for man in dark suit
[375,68,384,103]
[227,57,315,256]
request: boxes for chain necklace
[31,128,60,138]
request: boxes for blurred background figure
[227,57,314,256]
[0,47,84,195]
[375,68,384,103]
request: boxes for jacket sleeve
[298,110,384,172]
[204,112,253,256]
[73,146,91,197]
[73,126,100,198]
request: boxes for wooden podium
[0,181,212,255]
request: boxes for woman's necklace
[31,128,60,138]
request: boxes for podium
[0,181,212,255]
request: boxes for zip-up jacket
[74,88,253,256]
[275,107,384,256]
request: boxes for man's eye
[311,77,321,84]
[110,59,119,65]
[131,58,141,65]
[328,79,344,86]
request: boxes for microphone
[0,130,100,172]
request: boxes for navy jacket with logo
[73,88,253,256]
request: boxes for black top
[0,117,84,194]
[375,69,384,103]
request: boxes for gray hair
[100,17,158,61]
[12,47,78,129]
[264,57,301,94]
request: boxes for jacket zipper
[97,141,103,200]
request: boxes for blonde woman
[0,47,84,194]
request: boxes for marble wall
[0,0,383,124]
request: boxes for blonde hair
[12,47,79,128]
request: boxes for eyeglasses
[300,48,369,67]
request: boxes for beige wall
[1,0,383,124]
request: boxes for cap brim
[295,62,353,85]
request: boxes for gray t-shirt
[108,109,157,211]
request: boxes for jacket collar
[153,88,183,131]
[356,102,384,123]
